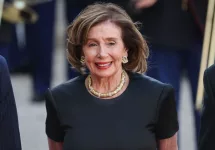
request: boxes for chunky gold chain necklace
[87,70,126,98]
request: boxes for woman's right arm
[48,138,63,150]
[45,89,65,150]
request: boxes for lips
[95,62,112,69]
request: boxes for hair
[66,2,149,74]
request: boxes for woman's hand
[134,0,158,9]
[158,133,178,150]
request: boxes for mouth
[95,62,112,69]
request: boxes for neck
[90,69,124,93]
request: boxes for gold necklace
[87,70,126,98]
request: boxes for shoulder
[0,55,6,63]
[0,55,15,103]
[0,55,7,71]
[129,72,174,106]
[0,55,10,83]
[49,75,86,96]
[46,75,87,105]
[204,64,215,96]
[129,72,173,92]
[45,75,87,111]
[204,64,215,81]
[204,64,215,88]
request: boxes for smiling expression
[82,21,128,78]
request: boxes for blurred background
[0,0,211,149]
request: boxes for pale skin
[48,139,63,150]
[158,133,178,150]
[82,21,128,95]
[47,20,178,150]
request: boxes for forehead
[87,21,122,39]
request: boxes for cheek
[85,58,94,68]
[84,60,94,70]
[116,56,122,62]
[112,51,124,62]
[84,54,96,68]
[83,50,97,61]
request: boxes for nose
[97,44,108,58]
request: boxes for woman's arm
[158,133,178,150]
[45,89,65,150]
[48,138,63,150]
[155,85,179,150]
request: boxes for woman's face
[82,21,127,78]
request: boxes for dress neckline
[82,71,133,105]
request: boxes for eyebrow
[87,37,118,41]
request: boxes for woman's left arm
[158,133,178,150]
[155,85,179,150]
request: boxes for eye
[88,43,97,47]
[108,42,116,46]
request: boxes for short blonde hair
[66,2,149,74]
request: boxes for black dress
[45,72,179,150]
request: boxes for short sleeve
[155,85,179,139]
[45,89,65,142]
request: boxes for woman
[45,3,179,150]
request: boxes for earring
[122,56,128,64]
[80,56,85,65]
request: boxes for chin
[91,69,117,78]
[95,72,114,78]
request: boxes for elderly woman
[45,3,179,150]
